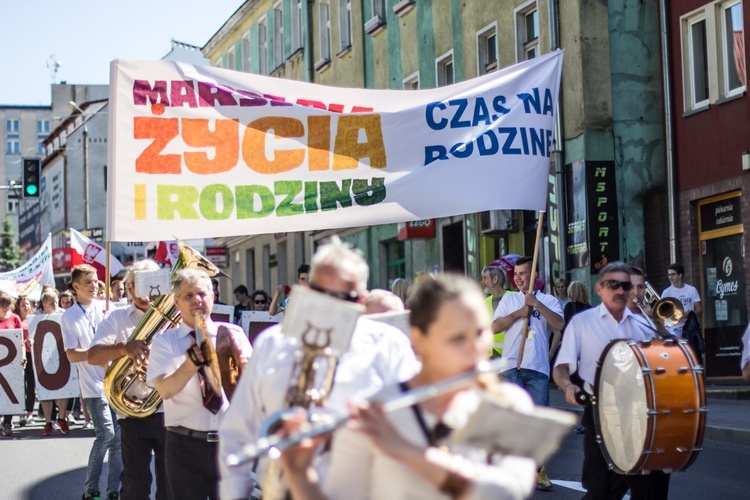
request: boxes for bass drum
[592,338,706,474]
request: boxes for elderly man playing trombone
[147,268,252,500]
[218,237,419,500]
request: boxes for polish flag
[69,228,125,280]
[154,241,180,267]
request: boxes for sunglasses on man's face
[309,284,360,303]
[602,279,633,292]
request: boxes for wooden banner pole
[516,211,545,371]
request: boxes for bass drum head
[595,341,649,473]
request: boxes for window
[259,19,268,75]
[274,2,284,68]
[365,0,386,34]
[291,0,303,52]
[339,0,352,52]
[383,240,406,285]
[6,119,19,134]
[242,34,251,72]
[722,1,745,96]
[6,139,19,154]
[319,1,332,62]
[688,16,709,108]
[516,1,539,62]
[436,51,454,87]
[403,71,419,89]
[477,23,498,75]
[37,140,45,155]
[37,120,50,135]
[227,47,236,71]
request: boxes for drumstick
[516,212,545,371]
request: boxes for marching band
[0,239,710,500]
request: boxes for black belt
[167,426,219,442]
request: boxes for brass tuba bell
[103,240,224,418]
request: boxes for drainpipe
[659,0,677,263]
[548,0,567,277]
[306,0,315,83]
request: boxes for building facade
[202,0,668,313]
[668,0,748,378]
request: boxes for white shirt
[324,383,536,500]
[662,284,701,337]
[741,324,750,371]
[61,301,106,398]
[555,304,655,387]
[494,291,563,376]
[218,317,420,500]
[91,304,159,417]
[146,320,252,432]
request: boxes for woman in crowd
[553,279,570,311]
[13,295,36,426]
[563,281,592,327]
[38,289,72,436]
[280,274,537,499]
[390,278,412,308]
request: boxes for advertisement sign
[700,195,742,232]
[585,161,619,273]
[565,160,588,270]
[40,157,66,236]
[397,220,435,240]
[107,52,563,241]
[205,246,228,268]
[18,198,41,251]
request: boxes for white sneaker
[26,415,35,425]
[82,421,93,430]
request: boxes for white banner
[0,329,24,414]
[0,233,55,300]
[28,314,81,400]
[108,51,563,241]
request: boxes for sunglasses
[602,279,633,292]
[254,300,267,304]
[310,284,360,303]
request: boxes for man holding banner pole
[89,259,169,500]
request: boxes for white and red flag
[154,241,180,267]
[69,228,125,280]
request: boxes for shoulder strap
[399,382,437,447]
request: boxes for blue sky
[0,0,242,105]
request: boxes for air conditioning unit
[481,210,515,235]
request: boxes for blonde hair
[309,235,369,295]
[567,281,590,306]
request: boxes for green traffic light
[26,185,38,196]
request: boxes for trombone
[226,357,507,468]
[634,281,684,332]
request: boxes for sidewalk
[549,383,750,447]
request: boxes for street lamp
[69,101,89,229]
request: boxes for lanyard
[76,302,97,335]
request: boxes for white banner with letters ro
[108,51,563,241]
[28,314,80,400]
[0,329,24,414]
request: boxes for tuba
[103,241,223,418]
[635,281,685,331]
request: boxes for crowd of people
[0,238,713,500]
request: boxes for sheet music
[450,393,577,464]
[366,310,411,335]
[281,286,364,353]
[134,269,171,299]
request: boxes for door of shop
[699,192,746,379]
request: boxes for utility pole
[69,101,90,228]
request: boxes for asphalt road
[1,417,749,499]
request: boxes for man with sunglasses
[553,262,659,499]
[218,236,419,500]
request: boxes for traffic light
[22,158,40,198]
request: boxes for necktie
[188,330,224,414]
[432,421,453,442]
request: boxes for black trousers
[582,404,670,500]
[165,430,218,500]
[119,413,169,500]
[24,351,35,413]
